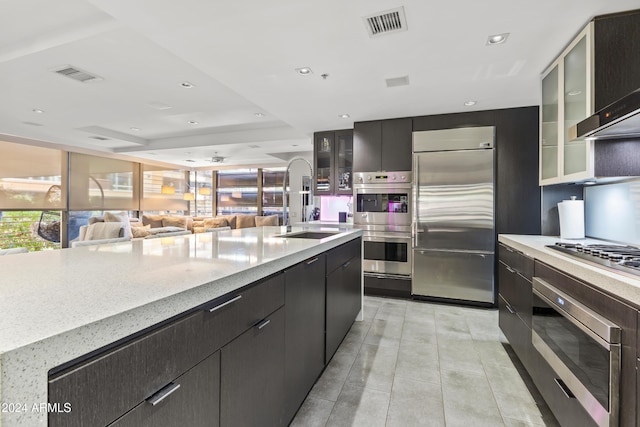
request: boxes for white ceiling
[1,0,638,168]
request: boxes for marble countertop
[498,234,640,308]
[0,226,361,426]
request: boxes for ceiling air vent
[386,76,410,88]
[89,136,110,141]
[363,7,407,38]
[52,65,103,83]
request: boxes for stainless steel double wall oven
[354,172,412,279]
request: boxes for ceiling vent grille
[363,7,407,37]
[386,76,410,87]
[52,65,103,83]
[89,136,110,141]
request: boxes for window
[217,169,258,215]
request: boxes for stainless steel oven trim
[362,232,412,277]
[532,277,621,345]
[532,330,620,427]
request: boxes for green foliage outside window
[0,211,60,252]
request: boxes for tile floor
[291,296,561,427]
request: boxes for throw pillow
[88,216,104,225]
[193,220,204,228]
[255,215,279,227]
[193,226,206,234]
[103,212,133,239]
[142,214,165,228]
[217,215,237,229]
[236,214,256,229]
[84,222,124,240]
[203,218,228,229]
[130,221,146,228]
[131,224,151,238]
[162,216,188,229]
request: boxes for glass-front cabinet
[540,23,594,185]
[313,129,353,195]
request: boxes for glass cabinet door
[563,34,588,176]
[335,130,353,195]
[314,132,334,194]
[541,65,559,181]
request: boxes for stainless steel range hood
[569,88,640,141]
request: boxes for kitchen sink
[274,231,340,239]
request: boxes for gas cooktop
[548,242,640,277]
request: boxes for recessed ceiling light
[568,90,582,96]
[464,101,477,106]
[180,81,195,88]
[187,120,199,125]
[32,109,44,114]
[254,112,265,118]
[486,33,509,45]
[295,67,313,76]
[339,114,350,119]
[130,127,140,131]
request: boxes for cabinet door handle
[306,257,319,265]
[147,382,181,406]
[505,266,516,274]
[208,295,242,313]
[554,378,575,399]
[256,319,271,330]
[505,304,516,315]
[505,246,514,253]
[342,260,351,269]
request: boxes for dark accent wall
[541,184,584,236]
[413,106,541,236]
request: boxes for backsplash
[319,196,353,222]
[585,179,640,245]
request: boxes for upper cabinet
[313,129,353,195]
[353,118,412,172]
[540,23,593,185]
[540,9,640,185]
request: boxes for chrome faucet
[282,156,313,230]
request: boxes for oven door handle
[532,277,620,346]
[364,236,411,243]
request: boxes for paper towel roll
[558,197,585,239]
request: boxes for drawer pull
[505,246,514,253]
[306,257,319,265]
[256,319,271,330]
[553,378,575,399]
[208,295,242,313]
[505,266,516,274]
[147,382,181,406]
[342,260,351,269]
[505,304,516,315]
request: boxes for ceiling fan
[209,152,227,163]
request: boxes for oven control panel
[354,172,412,184]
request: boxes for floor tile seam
[384,315,406,427]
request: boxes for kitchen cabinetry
[283,254,326,422]
[109,352,220,427]
[326,239,362,361]
[540,9,640,185]
[221,307,285,427]
[498,243,533,371]
[532,261,637,427]
[540,23,593,185]
[47,237,363,427]
[353,118,412,172]
[313,129,353,195]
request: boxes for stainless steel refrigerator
[412,127,495,304]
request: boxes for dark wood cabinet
[326,239,362,362]
[353,118,412,172]
[593,9,640,111]
[313,129,353,195]
[48,311,208,427]
[221,307,285,427]
[497,243,534,371]
[109,352,220,427]
[283,254,326,422]
[48,239,362,427]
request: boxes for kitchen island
[0,226,362,427]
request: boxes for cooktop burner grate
[548,242,640,277]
